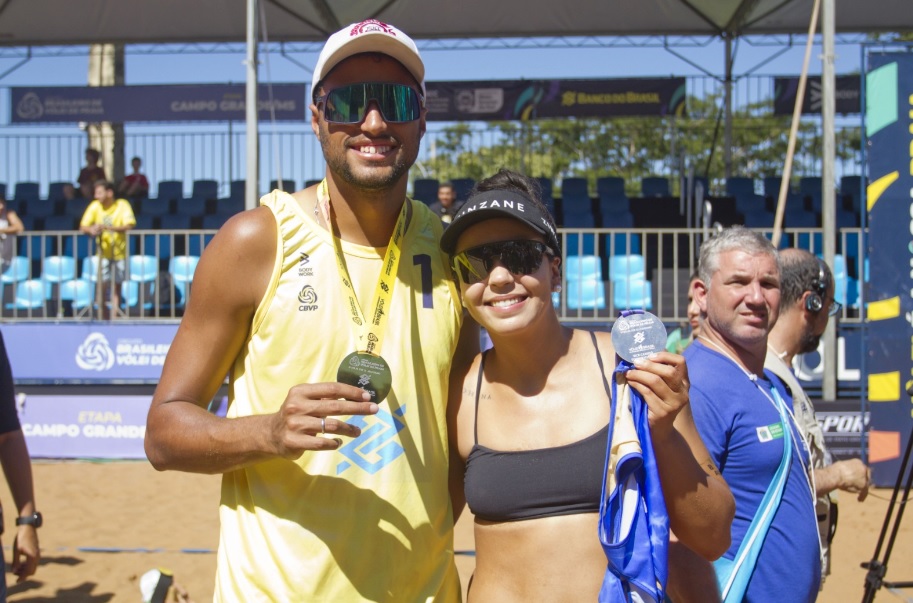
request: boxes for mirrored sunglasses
[452,239,554,285]
[316,82,423,124]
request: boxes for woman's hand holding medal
[625,352,691,442]
[269,382,378,459]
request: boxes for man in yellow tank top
[145,20,478,602]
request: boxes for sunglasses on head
[452,239,554,285]
[315,82,423,124]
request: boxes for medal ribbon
[317,179,410,356]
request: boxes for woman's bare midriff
[468,512,607,603]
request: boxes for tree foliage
[416,90,861,198]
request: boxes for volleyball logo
[75,333,115,371]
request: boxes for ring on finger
[321,418,326,434]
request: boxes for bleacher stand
[641,176,670,197]
[450,178,476,204]
[411,178,439,206]
[270,179,296,193]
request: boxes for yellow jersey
[214,190,463,602]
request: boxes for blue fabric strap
[597,336,669,602]
[713,385,792,602]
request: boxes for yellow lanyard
[316,179,410,356]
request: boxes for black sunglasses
[452,240,554,284]
[315,82,423,124]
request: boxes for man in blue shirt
[684,226,820,602]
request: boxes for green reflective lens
[318,83,423,124]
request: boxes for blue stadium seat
[176,196,207,217]
[305,179,322,188]
[597,176,626,199]
[740,209,774,228]
[214,196,244,216]
[156,180,184,203]
[185,232,213,257]
[229,180,246,200]
[59,278,94,317]
[139,233,174,261]
[133,214,156,230]
[641,177,670,197]
[566,278,606,310]
[81,256,100,282]
[17,232,54,261]
[42,255,76,281]
[47,181,70,202]
[140,197,171,217]
[412,178,439,205]
[4,278,48,314]
[26,199,57,219]
[613,278,653,311]
[191,179,219,200]
[600,209,634,229]
[170,255,200,309]
[799,176,823,212]
[62,234,93,263]
[270,179,296,193]
[840,175,863,212]
[565,255,603,282]
[13,182,40,203]
[43,215,77,231]
[159,213,193,230]
[450,178,475,203]
[2,256,30,284]
[784,208,817,228]
[609,254,646,282]
[726,177,755,198]
[64,198,90,218]
[126,254,158,314]
[564,233,596,256]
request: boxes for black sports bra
[463,331,612,522]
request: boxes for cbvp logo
[76,333,115,371]
[16,92,43,120]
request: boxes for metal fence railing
[0,226,865,325]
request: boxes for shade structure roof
[1,0,910,47]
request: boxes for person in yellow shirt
[144,20,478,602]
[79,180,136,319]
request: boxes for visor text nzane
[460,199,525,215]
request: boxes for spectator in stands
[441,168,733,601]
[428,181,462,225]
[0,331,42,594]
[79,180,136,319]
[0,194,24,271]
[77,148,107,200]
[684,226,821,601]
[144,20,478,602]
[118,156,150,199]
[765,248,871,586]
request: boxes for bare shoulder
[192,206,278,310]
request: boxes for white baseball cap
[311,19,425,101]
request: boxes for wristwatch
[15,512,42,528]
